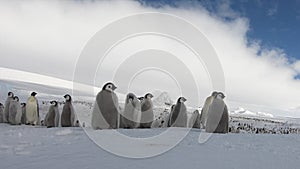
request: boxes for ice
[1,74,300,169]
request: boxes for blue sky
[139,0,300,61]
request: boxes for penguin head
[102,82,117,92]
[8,92,14,98]
[177,97,187,103]
[127,93,135,102]
[20,103,26,107]
[144,93,154,99]
[31,92,37,96]
[128,96,134,102]
[138,97,144,101]
[50,100,58,106]
[216,92,225,99]
[211,91,218,97]
[64,94,72,102]
[13,96,19,102]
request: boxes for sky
[141,0,300,62]
[0,0,299,117]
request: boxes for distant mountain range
[230,107,274,118]
[152,91,173,107]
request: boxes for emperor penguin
[151,117,161,128]
[9,96,22,125]
[139,93,154,128]
[161,114,170,128]
[205,92,229,134]
[0,103,4,123]
[91,82,120,129]
[14,98,23,125]
[20,103,26,124]
[3,92,14,123]
[74,120,80,127]
[190,109,201,128]
[120,93,141,129]
[166,104,175,127]
[200,91,218,129]
[170,97,188,128]
[26,92,39,125]
[45,101,60,128]
[138,97,145,104]
[61,94,75,127]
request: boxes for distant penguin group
[0,90,78,128]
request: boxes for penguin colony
[0,91,78,128]
[0,82,229,133]
[90,82,228,133]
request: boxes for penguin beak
[183,97,187,102]
[112,85,117,90]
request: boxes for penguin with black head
[120,93,141,129]
[91,82,120,129]
[61,94,75,127]
[45,101,60,128]
[26,92,39,125]
[20,103,26,124]
[206,92,229,134]
[190,109,201,128]
[3,92,14,123]
[170,97,187,128]
[139,93,154,128]
[9,96,22,125]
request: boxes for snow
[1,71,300,168]
[1,125,300,169]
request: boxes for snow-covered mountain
[152,91,173,107]
[230,107,274,118]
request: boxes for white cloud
[293,61,300,73]
[0,0,299,117]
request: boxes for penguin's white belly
[26,102,37,123]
